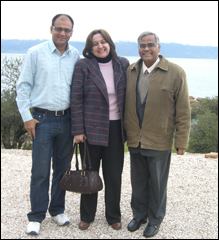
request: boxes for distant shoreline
[1,52,218,61]
[1,39,218,59]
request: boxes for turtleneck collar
[93,52,112,63]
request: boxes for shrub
[22,142,32,150]
[191,96,218,119]
[187,111,218,153]
[1,57,28,149]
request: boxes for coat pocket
[161,86,174,93]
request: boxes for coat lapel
[88,58,109,103]
[87,57,124,103]
[112,57,123,90]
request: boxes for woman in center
[70,29,129,230]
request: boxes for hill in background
[1,39,218,59]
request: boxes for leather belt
[33,107,70,116]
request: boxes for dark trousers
[79,120,124,224]
[130,150,171,225]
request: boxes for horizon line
[1,38,218,48]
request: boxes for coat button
[93,124,97,128]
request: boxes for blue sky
[1,1,218,46]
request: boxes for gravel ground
[1,149,218,239]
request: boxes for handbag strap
[66,142,79,172]
[65,138,92,173]
[82,138,92,171]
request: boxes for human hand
[175,148,186,155]
[24,119,39,139]
[74,134,87,144]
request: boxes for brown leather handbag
[59,139,103,194]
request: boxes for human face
[50,16,73,50]
[138,35,160,68]
[91,33,110,58]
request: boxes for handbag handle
[65,138,92,174]
[82,137,92,170]
[65,142,79,173]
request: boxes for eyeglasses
[52,26,72,34]
[139,43,158,50]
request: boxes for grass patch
[124,142,129,152]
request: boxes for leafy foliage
[1,56,29,149]
[191,96,218,119]
[188,97,218,153]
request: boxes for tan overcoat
[124,55,191,151]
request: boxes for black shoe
[127,218,147,232]
[143,223,160,237]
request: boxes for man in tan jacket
[124,31,191,237]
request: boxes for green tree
[188,111,218,153]
[187,96,218,153]
[191,96,218,119]
[1,56,29,149]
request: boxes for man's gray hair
[137,31,160,45]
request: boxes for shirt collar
[49,39,71,54]
[142,57,160,74]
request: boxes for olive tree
[188,96,218,153]
[1,56,29,149]
[188,111,218,153]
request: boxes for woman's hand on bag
[74,134,87,143]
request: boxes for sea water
[1,53,218,99]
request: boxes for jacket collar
[130,58,142,71]
[156,55,169,71]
